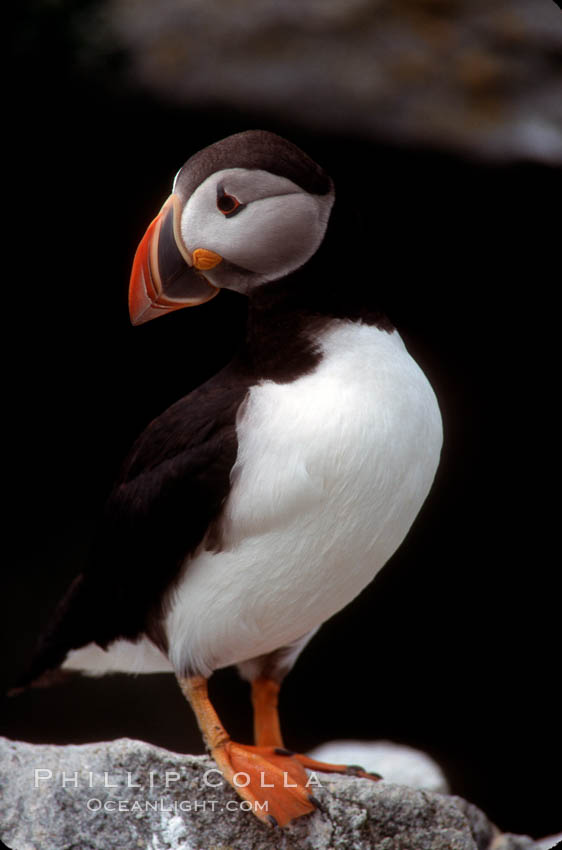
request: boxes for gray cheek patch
[223,193,323,276]
[180,168,333,282]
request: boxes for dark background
[3,3,561,840]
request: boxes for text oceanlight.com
[86,798,268,813]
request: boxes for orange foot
[212,742,318,827]
[212,743,381,827]
[280,749,383,783]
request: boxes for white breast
[166,320,443,678]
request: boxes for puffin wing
[17,367,249,688]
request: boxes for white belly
[166,320,443,677]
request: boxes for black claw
[267,815,279,828]
[274,747,294,756]
[345,764,365,775]
[345,764,382,780]
[308,794,325,813]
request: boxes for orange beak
[128,194,219,326]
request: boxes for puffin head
[129,130,335,325]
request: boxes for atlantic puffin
[18,130,442,827]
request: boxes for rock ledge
[0,737,556,850]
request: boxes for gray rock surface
[88,0,562,163]
[0,736,553,850]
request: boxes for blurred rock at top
[73,0,562,163]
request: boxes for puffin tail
[7,574,87,696]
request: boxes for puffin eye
[216,186,245,218]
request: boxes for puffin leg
[177,674,317,827]
[251,676,284,748]
[249,676,382,783]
